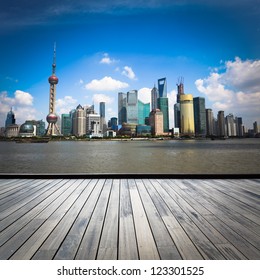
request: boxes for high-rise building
[180,94,195,136]
[5,108,15,127]
[118,92,127,125]
[205,109,214,136]
[174,103,181,129]
[236,117,243,137]
[61,114,72,136]
[174,78,184,129]
[217,111,225,137]
[110,117,118,131]
[226,114,236,137]
[149,109,164,136]
[99,102,107,134]
[151,85,158,110]
[176,77,184,103]
[100,102,105,118]
[138,100,150,125]
[157,97,169,132]
[73,104,86,136]
[158,78,167,98]
[253,121,259,133]
[46,43,61,136]
[86,114,101,137]
[126,90,138,124]
[193,97,206,137]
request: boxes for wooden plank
[227,179,260,196]
[27,179,96,260]
[143,179,203,260]
[186,180,260,234]
[0,179,33,197]
[166,179,259,259]
[0,179,80,259]
[127,179,160,260]
[75,179,112,260]
[206,214,260,259]
[97,179,120,260]
[54,179,104,260]
[152,179,226,260]
[30,179,88,260]
[0,178,259,260]
[0,180,56,219]
[0,180,47,204]
[194,179,260,226]
[0,179,66,232]
[161,179,229,245]
[135,179,182,260]
[210,179,260,208]
[118,179,139,260]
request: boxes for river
[0,138,259,174]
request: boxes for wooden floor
[0,178,259,260]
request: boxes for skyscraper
[46,43,61,136]
[253,121,259,133]
[61,114,72,136]
[5,108,15,127]
[206,109,214,136]
[180,94,195,136]
[151,85,158,110]
[226,113,236,137]
[118,92,127,125]
[236,117,243,137]
[157,97,169,132]
[73,104,86,136]
[174,103,180,129]
[217,111,225,137]
[138,100,150,125]
[86,114,101,137]
[157,77,169,132]
[149,109,164,136]
[176,77,184,103]
[126,90,138,124]
[174,78,184,129]
[193,97,206,137]
[158,78,167,98]
[99,102,107,134]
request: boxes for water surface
[0,138,259,174]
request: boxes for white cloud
[92,93,114,104]
[0,90,37,126]
[195,57,260,126]
[195,73,234,102]
[85,76,129,91]
[138,87,151,104]
[15,90,34,106]
[122,66,137,80]
[100,53,117,65]
[223,57,260,93]
[56,95,78,115]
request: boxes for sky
[0,0,260,129]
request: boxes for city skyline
[0,0,259,128]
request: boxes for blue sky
[0,0,260,128]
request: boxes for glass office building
[157,97,169,132]
[138,100,150,125]
[193,97,206,137]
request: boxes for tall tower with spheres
[46,43,61,136]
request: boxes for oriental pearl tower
[46,43,61,136]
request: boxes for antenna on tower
[52,42,56,75]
